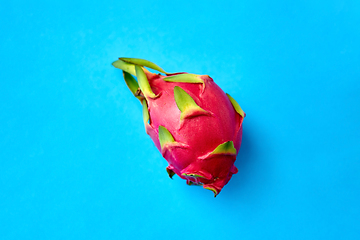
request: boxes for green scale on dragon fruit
[113,57,245,197]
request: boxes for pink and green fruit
[112,58,245,197]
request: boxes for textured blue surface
[1,1,360,239]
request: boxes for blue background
[1,0,360,239]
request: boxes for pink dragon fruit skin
[112,58,245,197]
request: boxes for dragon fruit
[112,57,245,197]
